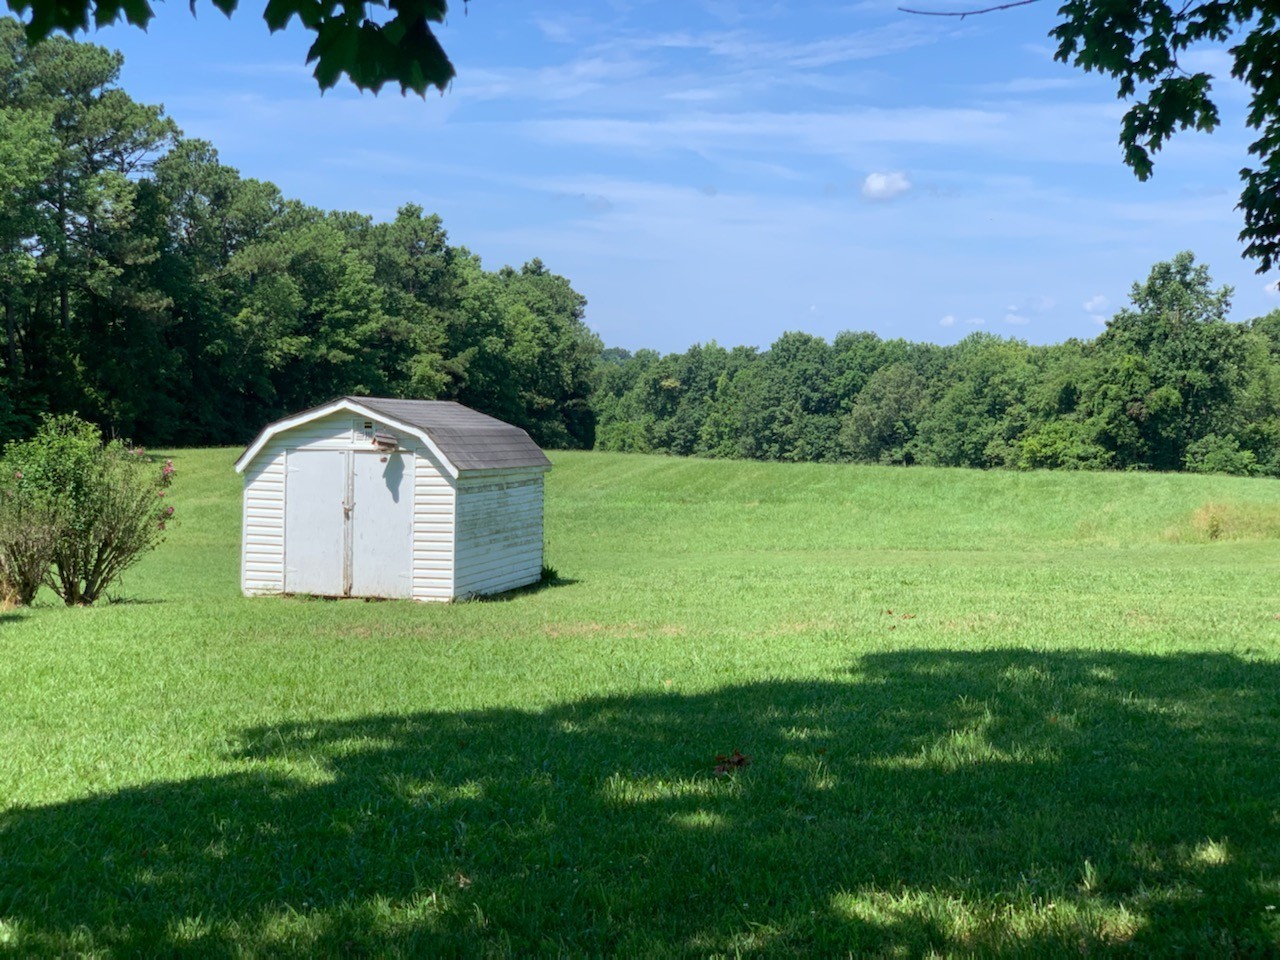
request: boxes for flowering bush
[1,415,176,605]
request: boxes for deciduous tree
[8,0,458,94]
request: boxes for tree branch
[898,0,1041,18]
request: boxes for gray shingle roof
[351,397,551,472]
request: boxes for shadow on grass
[2,650,1278,955]
[276,575,582,605]
[471,573,581,602]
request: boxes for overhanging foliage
[5,0,459,93]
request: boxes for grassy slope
[1,450,1278,956]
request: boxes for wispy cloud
[698,0,789,26]
[461,56,656,103]
[531,15,581,43]
[520,99,1134,169]
[620,20,942,69]
[214,61,313,79]
[525,106,1008,154]
[978,76,1079,95]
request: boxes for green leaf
[307,17,360,90]
[263,0,322,32]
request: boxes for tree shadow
[2,650,1277,954]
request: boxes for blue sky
[94,0,1280,354]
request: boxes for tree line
[0,19,601,451]
[595,253,1280,476]
[7,23,1280,478]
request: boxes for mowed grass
[2,450,1279,956]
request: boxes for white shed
[233,397,551,601]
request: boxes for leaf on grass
[713,749,751,776]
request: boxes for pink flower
[13,470,21,480]
[157,490,165,497]
[164,505,174,516]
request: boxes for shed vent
[353,418,376,443]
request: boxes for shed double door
[284,450,414,598]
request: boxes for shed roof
[353,397,551,472]
[234,397,551,475]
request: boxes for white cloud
[1084,293,1112,327]
[1000,296,1053,325]
[1180,48,1236,78]
[861,171,911,201]
[966,317,986,326]
[940,314,956,326]
[1266,280,1280,296]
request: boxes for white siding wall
[241,450,286,595]
[411,450,456,601]
[453,471,545,599]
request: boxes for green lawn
[2,450,1279,956]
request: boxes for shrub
[1184,433,1258,476]
[1016,420,1113,471]
[2,415,175,606]
[0,478,55,605]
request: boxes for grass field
[2,449,1279,956]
